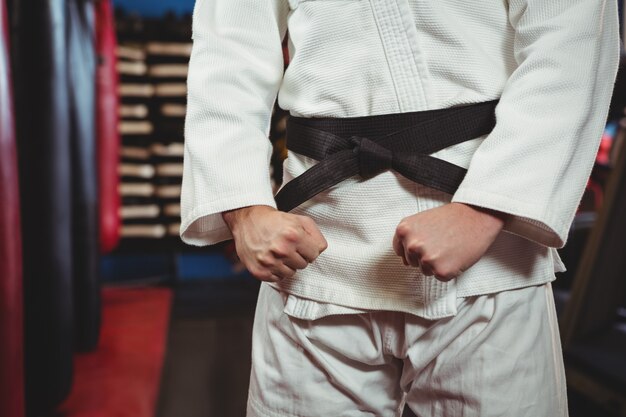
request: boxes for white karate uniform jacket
[180,0,621,319]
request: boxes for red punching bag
[96,0,121,254]
[0,0,25,415]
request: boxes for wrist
[455,203,507,231]
[221,205,274,232]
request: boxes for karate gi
[179,0,621,414]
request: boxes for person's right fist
[222,205,328,282]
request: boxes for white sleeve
[450,0,621,248]
[180,0,289,246]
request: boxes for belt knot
[348,135,393,179]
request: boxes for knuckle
[269,243,288,257]
[432,267,445,278]
[435,267,455,281]
[395,221,410,236]
[420,254,437,266]
[281,226,301,242]
[406,241,424,254]
[299,215,315,227]
[255,253,274,266]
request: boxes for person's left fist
[392,202,507,282]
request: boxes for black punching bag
[0,0,25,415]
[10,0,74,414]
[68,0,100,353]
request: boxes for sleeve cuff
[180,193,277,247]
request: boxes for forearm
[451,0,620,249]
[179,0,289,247]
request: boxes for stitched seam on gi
[395,0,432,106]
[368,0,424,111]
[368,0,403,110]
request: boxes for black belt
[274,99,499,213]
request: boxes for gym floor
[55,278,617,417]
[155,278,259,417]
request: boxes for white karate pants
[247,282,568,417]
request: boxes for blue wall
[114,0,623,38]
[113,0,195,17]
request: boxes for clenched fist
[222,205,328,282]
[393,202,507,282]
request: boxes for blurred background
[1,0,626,416]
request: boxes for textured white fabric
[180,0,621,318]
[247,282,568,417]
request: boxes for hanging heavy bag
[0,0,25,415]
[96,0,121,254]
[67,0,101,353]
[10,0,74,413]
